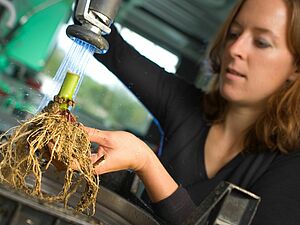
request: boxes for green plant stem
[58,71,79,109]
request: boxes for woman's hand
[84,126,154,175]
[85,126,179,203]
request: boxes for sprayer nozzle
[66,24,109,54]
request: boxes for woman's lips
[224,68,246,80]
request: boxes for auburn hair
[203,0,300,153]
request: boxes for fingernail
[93,154,105,166]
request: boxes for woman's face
[220,0,297,108]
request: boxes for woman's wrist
[135,146,157,174]
[136,149,178,202]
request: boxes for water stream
[36,38,97,113]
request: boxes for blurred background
[0,0,237,223]
[0,0,236,146]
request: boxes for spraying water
[36,38,97,113]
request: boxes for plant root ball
[0,96,99,215]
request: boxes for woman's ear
[287,68,299,82]
[288,73,298,81]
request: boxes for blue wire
[152,117,164,157]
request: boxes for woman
[86,0,300,224]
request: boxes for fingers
[82,126,132,175]
[70,159,80,171]
[90,146,106,164]
[83,127,108,145]
[82,126,111,174]
[91,152,109,175]
[93,154,106,167]
[83,126,98,140]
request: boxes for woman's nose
[227,35,248,60]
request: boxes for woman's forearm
[137,151,179,203]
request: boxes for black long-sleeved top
[94,27,300,225]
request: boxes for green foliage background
[76,75,151,135]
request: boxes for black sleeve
[250,152,300,225]
[94,25,194,126]
[151,186,196,225]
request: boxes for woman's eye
[227,31,240,40]
[255,39,271,48]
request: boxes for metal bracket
[183,181,260,225]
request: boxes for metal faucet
[66,0,122,54]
